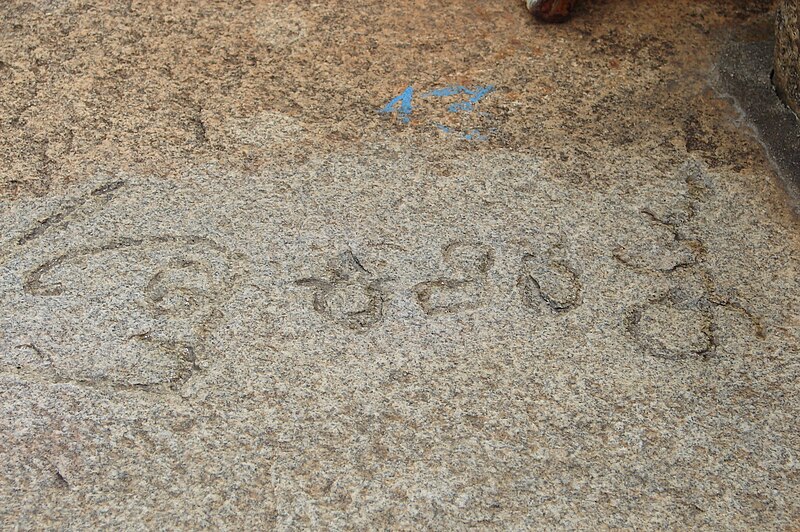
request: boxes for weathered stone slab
[2,150,799,528]
[0,0,798,529]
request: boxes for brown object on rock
[527,0,578,23]
[775,0,800,115]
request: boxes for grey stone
[717,30,800,200]
[775,0,800,114]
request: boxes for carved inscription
[414,242,494,315]
[0,160,763,391]
[612,162,716,275]
[626,274,766,361]
[518,254,582,313]
[616,161,765,360]
[296,250,388,330]
[294,241,585,327]
[612,209,702,273]
[626,284,715,360]
[6,235,244,393]
[14,180,125,247]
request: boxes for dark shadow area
[716,32,800,209]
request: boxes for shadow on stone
[715,28,800,207]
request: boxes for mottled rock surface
[1,0,799,529]
[775,0,800,113]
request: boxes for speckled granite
[775,0,800,113]
[1,0,799,529]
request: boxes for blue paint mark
[380,83,496,140]
[422,85,495,113]
[463,129,488,141]
[450,85,495,113]
[380,86,414,124]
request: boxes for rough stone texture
[775,0,800,114]
[1,0,799,529]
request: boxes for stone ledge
[775,0,800,114]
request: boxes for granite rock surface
[1,0,799,529]
[775,0,800,113]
